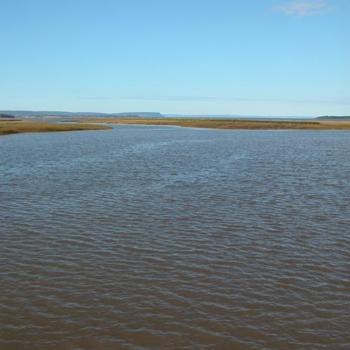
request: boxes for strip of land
[78,117,350,130]
[0,119,111,136]
[2,117,350,136]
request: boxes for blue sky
[0,0,349,116]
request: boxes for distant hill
[0,111,163,118]
[0,113,15,118]
[316,116,350,120]
[112,112,163,118]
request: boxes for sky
[0,0,349,116]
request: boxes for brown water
[1,125,350,350]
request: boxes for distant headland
[0,110,163,118]
[316,116,350,120]
[0,113,15,119]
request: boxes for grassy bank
[3,117,350,135]
[78,117,350,130]
[0,119,111,136]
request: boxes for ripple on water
[1,127,350,349]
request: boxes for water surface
[1,126,350,349]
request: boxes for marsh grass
[78,117,350,130]
[0,119,111,136]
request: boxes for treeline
[317,116,350,120]
[0,113,15,119]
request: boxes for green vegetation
[0,119,111,136]
[78,117,350,130]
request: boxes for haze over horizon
[1,0,349,116]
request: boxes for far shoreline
[2,117,350,136]
[77,117,350,130]
[0,119,111,136]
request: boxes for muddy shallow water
[1,125,350,349]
